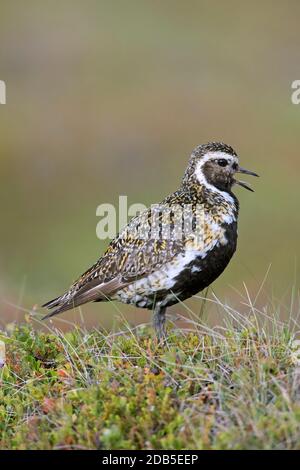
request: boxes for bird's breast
[112,199,238,309]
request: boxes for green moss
[0,319,299,449]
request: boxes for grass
[0,298,300,450]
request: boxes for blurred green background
[0,0,299,329]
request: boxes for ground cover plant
[1,294,300,450]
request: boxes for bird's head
[183,142,258,194]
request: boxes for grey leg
[153,305,167,340]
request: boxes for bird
[42,142,258,339]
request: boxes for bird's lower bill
[234,166,259,192]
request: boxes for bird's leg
[153,305,167,341]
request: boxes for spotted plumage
[42,142,258,338]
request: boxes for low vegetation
[0,301,300,450]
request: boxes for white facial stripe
[194,151,238,203]
[199,151,238,166]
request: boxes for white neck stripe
[194,152,237,204]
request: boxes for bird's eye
[217,159,228,167]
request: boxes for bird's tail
[42,296,62,310]
[41,292,74,319]
[41,277,125,320]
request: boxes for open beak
[234,166,259,192]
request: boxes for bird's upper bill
[187,142,259,194]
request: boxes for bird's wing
[77,206,185,285]
[42,203,186,318]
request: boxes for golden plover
[42,142,258,338]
